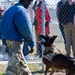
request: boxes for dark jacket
[56,1,66,23]
[58,2,75,25]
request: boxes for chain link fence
[0,0,69,75]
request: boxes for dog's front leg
[44,65,49,75]
[49,69,55,75]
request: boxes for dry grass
[28,63,66,75]
[0,63,66,75]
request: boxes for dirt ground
[0,63,66,75]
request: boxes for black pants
[2,39,9,53]
[59,23,66,44]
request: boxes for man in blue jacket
[1,0,35,75]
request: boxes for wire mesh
[0,0,72,75]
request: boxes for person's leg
[64,24,71,56]
[38,35,42,58]
[35,26,39,55]
[33,17,38,55]
[2,39,9,53]
[33,17,38,26]
[59,23,66,44]
[5,40,32,75]
[71,23,75,57]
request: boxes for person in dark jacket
[56,0,66,44]
[1,0,35,75]
[58,0,75,57]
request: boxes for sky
[0,0,60,6]
[0,0,60,10]
[46,0,60,5]
[33,0,60,5]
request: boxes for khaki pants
[5,40,32,75]
[64,22,75,57]
[34,26,39,54]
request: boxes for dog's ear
[40,35,47,40]
[39,35,48,46]
[40,35,51,41]
[40,35,51,46]
[40,35,57,46]
[49,35,57,45]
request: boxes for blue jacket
[1,3,35,48]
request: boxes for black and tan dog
[40,35,75,75]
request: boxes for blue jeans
[38,36,42,57]
[59,23,66,44]
[2,39,9,53]
[23,42,29,56]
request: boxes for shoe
[0,54,3,60]
[25,55,30,60]
[0,54,8,61]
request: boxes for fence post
[42,0,45,72]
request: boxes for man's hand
[73,14,75,26]
[29,47,34,53]
[45,22,49,27]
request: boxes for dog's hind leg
[44,65,49,75]
[49,69,55,75]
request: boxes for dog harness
[43,53,55,61]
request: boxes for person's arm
[14,8,35,48]
[56,2,60,18]
[56,4,59,21]
[58,5,64,24]
[32,1,37,11]
[56,2,63,24]
[73,14,75,26]
[74,6,75,26]
[45,7,50,27]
